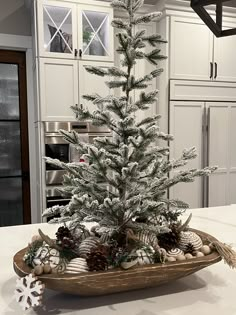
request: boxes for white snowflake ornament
[14,273,45,310]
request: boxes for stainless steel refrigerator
[0,51,31,226]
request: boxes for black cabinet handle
[210,62,213,79]
[79,49,82,58]
[214,62,218,79]
[74,49,78,57]
[75,103,78,119]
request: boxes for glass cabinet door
[78,5,114,62]
[38,1,77,58]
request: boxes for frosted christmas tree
[43,0,216,256]
[16,3,236,310]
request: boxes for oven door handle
[47,198,71,203]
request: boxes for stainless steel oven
[45,122,71,185]
[44,121,111,185]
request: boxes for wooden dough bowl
[13,229,221,296]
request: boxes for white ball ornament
[33,265,44,276]
[176,255,186,261]
[200,245,211,255]
[185,253,193,259]
[195,251,205,258]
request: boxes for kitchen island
[1,205,236,314]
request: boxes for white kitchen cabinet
[169,101,205,209]
[169,100,236,209]
[37,0,77,59]
[39,58,78,121]
[170,16,236,82]
[36,0,114,62]
[170,16,213,81]
[78,60,112,113]
[78,4,114,62]
[208,102,236,206]
[213,22,236,82]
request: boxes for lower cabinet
[169,101,204,209]
[208,102,236,207]
[169,100,236,209]
[39,58,113,121]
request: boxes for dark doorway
[0,50,31,226]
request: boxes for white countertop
[1,205,236,315]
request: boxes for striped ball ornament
[77,237,100,258]
[179,231,203,252]
[166,248,184,257]
[65,258,88,274]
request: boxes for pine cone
[56,227,72,241]
[59,237,76,250]
[185,243,195,254]
[86,250,108,271]
[158,224,181,251]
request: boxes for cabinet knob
[74,49,78,57]
[79,49,82,58]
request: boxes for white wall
[0,0,31,36]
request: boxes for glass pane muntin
[43,5,73,54]
[82,10,109,57]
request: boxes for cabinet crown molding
[155,0,236,19]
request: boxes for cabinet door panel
[170,17,213,80]
[79,61,111,113]
[214,23,236,82]
[37,0,77,59]
[209,173,227,207]
[207,102,236,206]
[39,58,78,121]
[78,4,114,62]
[169,101,204,209]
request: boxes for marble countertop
[1,205,236,315]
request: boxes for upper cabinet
[170,16,213,81]
[37,0,77,59]
[78,4,114,62]
[36,0,114,62]
[170,16,236,82]
[213,22,236,82]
